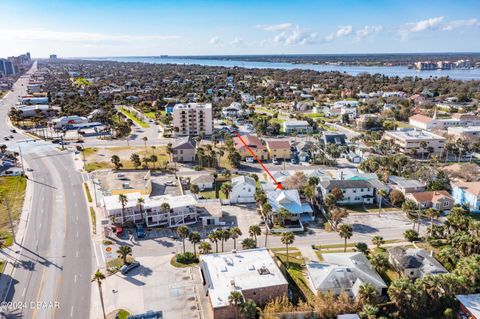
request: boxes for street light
[112,289,118,310]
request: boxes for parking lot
[94,255,208,319]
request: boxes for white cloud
[324,25,353,42]
[399,16,444,39]
[0,28,179,43]
[355,25,383,41]
[256,23,293,32]
[209,36,222,45]
[441,18,480,31]
[259,23,319,46]
[229,37,244,46]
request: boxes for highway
[0,63,92,318]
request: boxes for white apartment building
[103,192,197,227]
[448,126,480,141]
[383,129,446,155]
[409,113,480,130]
[172,103,213,136]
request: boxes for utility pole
[18,145,25,175]
[5,198,15,244]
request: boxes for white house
[191,175,214,191]
[282,120,312,134]
[319,180,375,205]
[229,176,256,204]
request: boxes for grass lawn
[0,176,27,247]
[342,204,399,214]
[255,106,275,114]
[305,113,325,118]
[106,256,135,273]
[85,162,111,172]
[270,118,285,125]
[273,249,315,301]
[90,207,97,234]
[170,256,199,268]
[0,260,5,274]
[199,179,228,199]
[119,107,149,128]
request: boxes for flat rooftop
[200,248,287,308]
[385,129,445,141]
[94,170,151,195]
[103,192,197,211]
[173,102,212,110]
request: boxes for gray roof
[191,174,214,184]
[172,136,196,150]
[320,179,373,191]
[388,247,448,275]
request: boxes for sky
[1,0,480,58]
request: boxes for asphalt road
[0,63,92,319]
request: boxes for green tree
[130,153,141,169]
[208,231,219,253]
[92,270,107,319]
[241,238,257,249]
[404,229,419,242]
[248,225,261,246]
[338,224,353,252]
[111,155,122,170]
[220,182,232,199]
[354,242,369,255]
[117,245,132,265]
[388,277,427,317]
[369,253,389,273]
[219,229,230,252]
[177,226,190,254]
[230,227,242,250]
[188,231,201,255]
[357,282,378,306]
[371,236,384,249]
[118,194,128,225]
[190,184,200,195]
[199,241,212,254]
[425,208,440,234]
[280,232,295,268]
[228,290,244,319]
[239,299,257,319]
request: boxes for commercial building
[447,126,480,141]
[306,252,387,297]
[52,115,90,129]
[383,129,446,155]
[18,96,49,105]
[13,105,58,118]
[172,103,213,136]
[200,248,288,319]
[409,113,480,130]
[0,59,15,76]
[103,192,197,227]
[282,120,312,134]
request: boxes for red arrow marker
[233,131,283,190]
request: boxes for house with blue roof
[266,189,314,223]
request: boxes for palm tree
[419,140,427,161]
[358,282,378,305]
[369,253,389,273]
[377,189,387,215]
[117,245,132,265]
[248,225,261,246]
[280,232,295,268]
[360,304,379,319]
[425,208,440,234]
[239,299,257,319]
[241,238,257,249]
[220,182,232,199]
[230,227,242,250]
[166,143,173,161]
[277,208,291,226]
[188,231,201,255]
[160,202,170,215]
[199,241,212,254]
[338,224,353,252]
[208,231,219,253]
[118,194,128,225]
[136,197,145,216]
[177,226,190,254]
[92,270,107,319]
[219,229,230,252]
[111,155,122,170]
[228,291,244,319]
[371,236,384,249]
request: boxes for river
[86,56,480,80]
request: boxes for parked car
[272,158,280,165]
[245,157,254,163]
[290,157,299,165]
[135,224,146,238]
[164,180,175,186]
[120,261,140,275]
[10,129,16,133]
[3,137,9,141]
[51,139,61,144]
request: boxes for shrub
[176,252,198,264]
[193,165,203,171]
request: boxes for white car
[245,157,254,163]
[164,180,175,186]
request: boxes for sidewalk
[0,161,35,301]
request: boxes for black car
[10,129,16,133]
[51,139,61,144]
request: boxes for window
[443,201,449,207]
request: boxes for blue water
[87,56,480,80]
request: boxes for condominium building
[409,113,480,130]
[448,126,480,141]
[172,103,213,136]
[383,129,446,155]
[103,192,197,227]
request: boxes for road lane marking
[52,274,62,319]
[76,231,79,238]
[31,268,46,319]
[92,239,100,267]
[76,250,79,258]
[70,306,74,317]
[74,275,77,283]
[22,287,26,297]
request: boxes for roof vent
[257,266,270,275]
